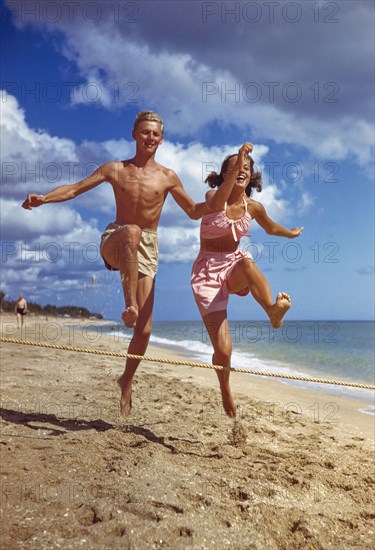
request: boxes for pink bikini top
[200,198,252,242]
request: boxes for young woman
[191,143,303,417]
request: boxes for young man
[22,111,205,415]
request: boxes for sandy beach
[1,313,374,549]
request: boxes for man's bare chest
[114,169,169,199]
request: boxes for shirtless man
[22,111,205,415]
[15,293,27,329]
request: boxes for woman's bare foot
[117,375,132,416]
[220,385,237,418]
[268,292,291,328]
[122,306,138,329]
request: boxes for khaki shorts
[100,222,158,279]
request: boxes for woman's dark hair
[205,153,262,197]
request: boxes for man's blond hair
[133,111,164,132]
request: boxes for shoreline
[82,316,375,415]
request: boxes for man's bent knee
[120,224,142,243]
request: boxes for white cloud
[4,1,373,171]
[297,192,315,216]
[1,93,77,164]
[7,7,371,169]
[252,184,290,226]
[158,141,269,192]
[1,92,79,197]
[0,262,91,302]
[1,208,103,300]
[0,198,90,241]
[0,95,126,216]
[158,226,200,263]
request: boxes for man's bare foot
[269,292,291,328]
[122,306,138,328]
[220,385,237,418]
[117,375,132,416]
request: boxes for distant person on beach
[15,293,27,329]
[22,110,205,415]
[191,143,303,417]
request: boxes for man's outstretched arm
[22,163,112,209]
[169,171,207,220]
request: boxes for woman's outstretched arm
[249,200,303,238]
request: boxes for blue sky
[1,0,374,321]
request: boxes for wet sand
[1,313,374,549]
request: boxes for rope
[1,337,374,390]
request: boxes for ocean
[101,320,375,411]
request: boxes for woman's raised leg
[228,258,290,328]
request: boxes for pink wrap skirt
[191,249,252,316]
